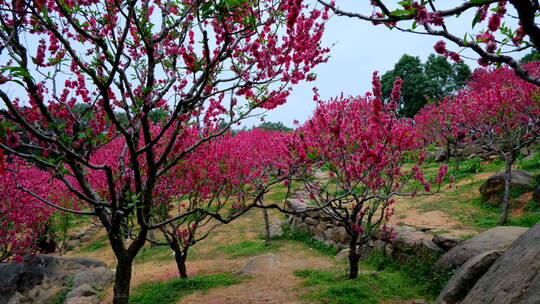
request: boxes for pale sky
[241,1,516,128]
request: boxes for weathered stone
[390,227,428,251]
[286,199,307,212]
[268,223,283,238]
[436,226,528,269]
[291,216,303,228]
[65,284,97,299]
[479,170,533,198]
[73,266,114,288]
[235,254,282,275]
[384,243,394,258]
[436,250,502,304]
[372,240,387,252]
[304,217,319,226]
[461,222,540,304]
[332,227,349,244]
[324,240,336,248]
[418,239,444,257]
[64,295,100,304]
[64,240,80,250]
[313,227,326,241]
[335,248,349,261]
[433,235,461,251]
[0,255,107,304]
[324,228,334,240]
[296,222,309,233]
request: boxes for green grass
[79,234,109,253]
[215,240,281,258]
[275,225,338,256]
[266,190,288,202]
[466,196,540,228]
[128,273,241,304]
[135,244,174,264]
[293,252,454,304]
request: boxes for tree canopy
[381,54,470,118]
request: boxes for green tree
[257,121,292,132]
[381,54,471,118]
[521,50,540,63]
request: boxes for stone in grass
[435,250,502,304]
[235,254,282,275]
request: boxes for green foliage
[135,244,174,264]
[215,240,280,258]
[256,121,292,132]
[44,277,74,304]
[128,273,241,304]
[276,225,338,256]
[517,144,540,171]
[363,252,455,296]
[468,196,540,228]
[521,50,540,63]
[381,53,471,118]
[293,259,449,304]
[79,234,109,253]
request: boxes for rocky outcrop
[460,222,540,304]
[479,170,533,199]
[435,226,528,269]
[235,254,282,275]
[287,191,457,261]
[435,250,502,304]
[0,255,113,304]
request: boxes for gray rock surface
[461,222,540,304]
[72,266,114,288]
[235,254,282,275]
[479,170,533,198]
[435,226,528,268]
[436,250,502,304]
[0,255,109,304]
[65,284,97,299]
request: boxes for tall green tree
[381,54,470,118]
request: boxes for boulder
[304,217,319,226]
[331,227,349,244]
[0,255,107,304]
[435,250,502,304]
[435,226,528,268]
[235,254,282,275]
[390,225,429,251]
[64,296,100,304]
[65,284,97,299]
[433,235,461,251]
[72,266,114,288]
[268,223,283,238]
[461,222,540,304]
[479,170,533,198]
[335,248,349,261]
[286,199,307,213]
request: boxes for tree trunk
[113,255,134,304]
[170,239,189,279]
[348,233,360,279]
[263,209,271,247]
[499,158,513,224]
[175,252,189,279]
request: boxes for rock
[64,240,81,250]
[286,199,307,213]
[335,248,349,261]
[65,284,97,299]
[235,254,282,275]
[479,170,533,198]
[372,240,387,252]
[291,216,303,228]
[304,217,319,226]
[390,226,429,251]
[64,295,100,304]
[331,227,349,244]
[435,226,528,268]
[433,235,461,251]
[418,239,444,256]
[268,223,283,238]
[73,266,114,288]
[411,300,427,304]
[461,222,540,304]
[436,250,502,304]
[384,243,394,258]
[0,255,107,304]
[296,222,309,233]
[429,147,447,162]
[532,187,540,205]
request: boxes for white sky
[241,0,517,128]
